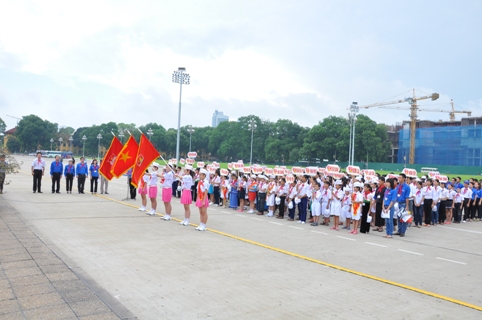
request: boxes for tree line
[1,114,391,164]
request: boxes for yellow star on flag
[119,152,131,162]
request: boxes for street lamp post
[172,67,190,165]
[58,137,63,151]
[147,128,153,141]
[82,135,87,157]
[97,133,102,159]
[349,102,359,165]
[50,138,54,150]
[118,130,124,144]
[248,119,257,166]
[69,135,73,153]
[187,126,195,152]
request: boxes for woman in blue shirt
[89,159,100,194]
[383,178,397,238]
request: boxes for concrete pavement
[1,155,482,319]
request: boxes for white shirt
[277,184,288,197]
[149,172,158,186]
[447,189,456,200]
[297,182,310,197]
[321,188,332,203]
[213,176,221,186]
[422,186,434,200]
[288,185,297,199]
[461,187,472,199]
[182,175,193,189]
[413,188,423,205]
[432,186,442,203]
[32,158,46,170]
[162,171,174,188]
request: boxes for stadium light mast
[172,67,190,165]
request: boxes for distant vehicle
[46,151,62,158]
[35,150,49,156]
[61,151,73,159]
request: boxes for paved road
[1,155,482,319]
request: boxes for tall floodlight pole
[248,119,257,166]
[172,67,190,165]
[82,135,87,157]
[69,135,73,152]
[348,113,353,165]
[50,138,54,150]
[97,133,102,159]
[349,102,359,165]
[58,137,63,151]
[118,130,125,143]
[147,128,154,141]
[187,126,195,152]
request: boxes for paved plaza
[1,155,482,319]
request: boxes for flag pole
[111,131,116,137]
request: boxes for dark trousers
[51,172,61,192]
[278,196,286,217]
[257,193,266,213]
[462,199,470,220]
[192,183,197,201]
[33,169,43,192]
[172,181,179,197]
[0,172,4,191]
[423,199,433,225]
[214,186,220,205]
[65,174,74,192]
[288,199,296,219]
[128,177,136,199]
[298,197,308,222]
[90,176,98,193]
[454,203,462,222]
[78,174,86,193]
[470,203,478,220]
[414,205,423,226]
[375,201,385,227]
[439,200,447,223]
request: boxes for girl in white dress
[310,182,322,226]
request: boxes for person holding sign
[247,175,258,213]
[195,169,210,231]
[350,182,363,234]
[266,175,277,217]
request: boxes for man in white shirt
[31,152,46,193]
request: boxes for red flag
[99,136,123,180]
[131,134,161,188]
[110,135,139,178]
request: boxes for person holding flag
[146,163,161,216]
[161,165,174,221]
[110,134,139,179]
[99,135,123,181]
[178,165,194,226]
[137,169,149,212]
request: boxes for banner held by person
[99,135,123,180]
[111,135,139,178]
[131,133,161,188]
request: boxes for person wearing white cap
[341,187,352,230]
[350,182,363,234]
[195,169,210,231]
[330,180,344,230]
[160,164,174,221]
[265,175,278,217]
[178,165,195,226]
[146,163,161,216]
[310,181,322,226]
[320,180,332,226]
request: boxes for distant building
[212,110,229,127]
[397,117,482,166]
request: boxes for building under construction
[388,117,482,166]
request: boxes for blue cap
[445,182,451,186]
[464,180,469,184]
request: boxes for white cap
[344,187,352,192]
[251,174,257,178]
[260,175,267,180]
[200,169,209,175]
[152,163,159,168]
[335,180,342,185]
[354,182,363,188]
[184,165,193,170]
[269,175,275,179]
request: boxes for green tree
[6,136,21,153]
[15,115,58,152]
[353,115,391,162]
[0,117,6,133]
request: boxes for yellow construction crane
[354,89,441,165]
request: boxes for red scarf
[198,181,205,201]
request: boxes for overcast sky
[1,0,481,132]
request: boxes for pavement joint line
[288,226,304,230]
[436,257,467,265]
[337,236,356,241]
[439,226,482,234]
[398,249,423,256]
[311,231,329,235]
[365,242,387,248]
[235,214,247,218]
[269,222,283,226]
[16,171,482,313]
[252,218,263,221]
